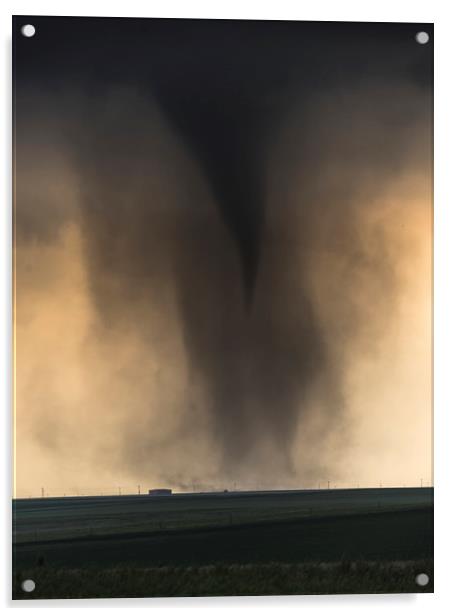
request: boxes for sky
[13,17,433,497]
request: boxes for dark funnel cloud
[14,17,433,486]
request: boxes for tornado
[14,17,433,489]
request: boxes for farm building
[148,488,172,496]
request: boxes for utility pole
[327,480,330,490]
[138,484,141,495]
[41,487,44,498]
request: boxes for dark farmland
[13,488,433,597]
[13,488,433,567]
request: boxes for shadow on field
[13,508,433,570]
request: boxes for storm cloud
[14,18,432,494]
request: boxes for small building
[148,488,172,496]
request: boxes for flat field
[12,487,433,598]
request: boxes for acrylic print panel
[12,16,433,599]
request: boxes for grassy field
[13,487,432,542]
[12,488,433,598]
[13,559,433,599]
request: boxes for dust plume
[13,19,432,495]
